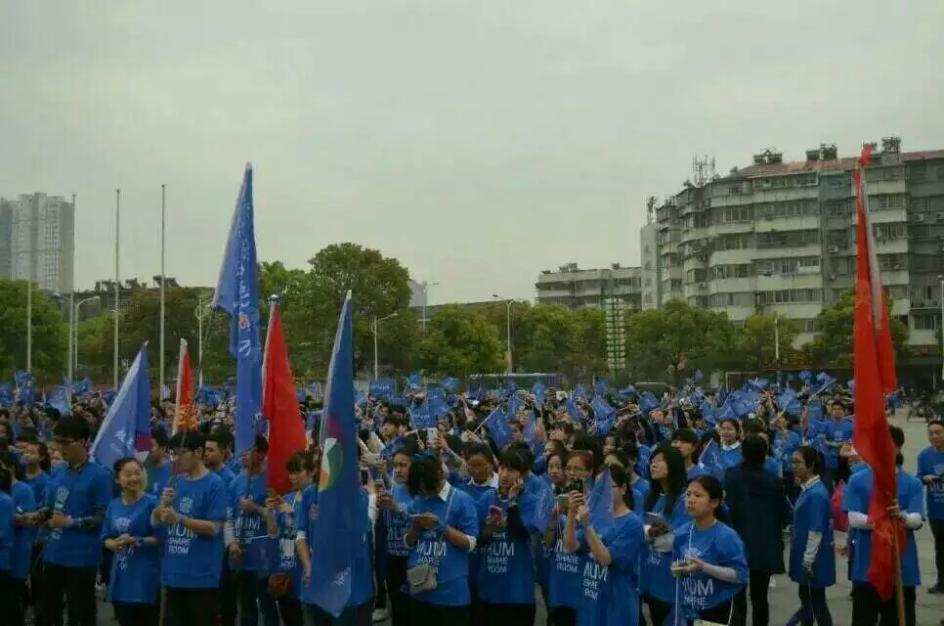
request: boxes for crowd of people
[0,377,942,626]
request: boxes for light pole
[774,316,780,377]
[159,184,166,399]
[113,188,120,389]
[421,281,440,333]
[372,312,399,380]
[194,293,213,387]
[68,192,76,384]
[492,294,513,373]
[73,296,100,375]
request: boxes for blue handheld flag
[212,164,262,457]
[90,344,152,469]
[588,469,615,533]
[484,407,512,449]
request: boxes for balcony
[754,215,820,233]
[756,273,823,291]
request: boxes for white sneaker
[372,608,389,623]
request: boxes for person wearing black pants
[733,570,773,626]
[219,556,238,626]
[791,584,831,626]
[385,554,410,626]
[851,583,916,626]
[931,520,944,592]
[166,588,221,625]
[409,601,471,626]
[43,564,98,626]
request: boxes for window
[722,206,753,223]
[878,254,906,271]
[914,315,939,330]
[798,319,817,332]
[757,289,823,305]
[869,195,906,211]
[756,230,820,248]
[872,223,906,240]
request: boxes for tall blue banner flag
[212,164,262,456]
[311,292,362,616]
[485,407,511,449]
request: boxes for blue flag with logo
[197,385,223,408]
[310,291,362,617]
[14,371,35,405]
[591,396,615,436]
[564,397,582,423]
[698,439,725,480]
[799,370,812,384]
[370,378,395,399]
[588,469,615,533]
[47,386,72,416]
[212,164,262,457]
[812,372,836,397]
[90,344,152,469]
[485,407,511,448]
[409,399,435,430]
[639,392,660,413]
[406,372,423,392]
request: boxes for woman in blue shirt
[403,452,479,626]
[641,444,690,626]
[102,457,161,626]
[0,449,38,626]
[564,464,646,626]
[0,465,18,626]
[377,440,418,626]
[263,451,317,626]
[718,419,743,471]
[476,448,536,625]
[785,445,835,626]
[672,475,748,626]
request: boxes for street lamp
[372,312,399,380]
[194,293,214,387]
[774,316,780,378]
[26,280,32,373]
[422,281,440,334]
[72,295,101,377]
[492,294,513,373]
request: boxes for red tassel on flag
[263,301,309,495]
[173,339,198,433]
[851,144,903,601]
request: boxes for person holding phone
[476,448,536,625]
[101,457,161,626]
[641,444,690,626]
[262,451,317,626]
[404,452,479,626]
[672,476,748,625]
[377,440,418,626]
[784,445,835,626]
[544,449,594,626]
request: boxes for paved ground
[89,410,943,625]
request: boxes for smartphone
[556,494,569,514]
[426,428,439,442]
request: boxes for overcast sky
[2,1,942,304]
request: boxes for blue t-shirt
[548,514,582,609]
[0,493,13,572]
[476,490,535,605]
[641,493,691,602]
[146,460,173,499]
[632,477,650,503]
[43,461,112,568]
[160,471,229,588]
[406,485,479,607]
[229,471,270,572]
[101,494,161,604]
[673,521,748,615]
[719,445,743,472]
[820,418,853,471]
[384,483,414,558]
[687,465,708,482]
[11,481,37,580]
[576,511,645,626]
[789,479,835,588]
[916,447,944,521]
[214,465,236,487]
[843,467,923,586]
[25,471,49,508]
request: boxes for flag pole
[160,184,166,402]
[114,188,120,389]
[892,517,906,626]
[68,192,76,394]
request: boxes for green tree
[733,314,800,372]
[623,300,736,382]
[414,305,505,377]
[809,289,909,368]
[0,280,68,382]
[512,304,607,380]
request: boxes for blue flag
[811,372,836,397]
[573,384,588,400]
[409,399,435,430]
[591,396,615,436]
[0,385,12,407]
[197,385,223,408]
[618,384,637,400]
[588,469,615,533]
[407,372,423,392]
[594,378,608,397]
[564,397,583,423]
[47,386,72,416]
[14,371,35,405]
[698,439,725,480]
[639,392,660,413]
[440,377,459,394]
[90,344,152,469]
[308,381,323,398]
[311,291,362,617]
[484,407,511,448]
[72,376,92,397]
[522,411,537,443]
[212,164,262,457]
[370,378,396,399]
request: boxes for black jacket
[724,466,790,574]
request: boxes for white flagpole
[113,189,120,389]
[173,338,186,435]
[160,184,166,399]
[68,192,76,395]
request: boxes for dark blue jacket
[724,466,790,574]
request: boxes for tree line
[0,243,909,387]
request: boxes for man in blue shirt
[918,419,944,594]
[152,430,229,625]
[205,428,238,626]
[38,417,112,626]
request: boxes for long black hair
[407,452,444,497]
[609,465,635,511]
[645,443,686,514]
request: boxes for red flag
[851,144,902,600]
[263,302,308,495]
[173,339,198,433]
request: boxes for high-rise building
[645,138,944,353]
[640,197,662,310]
[0,193,75,294]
